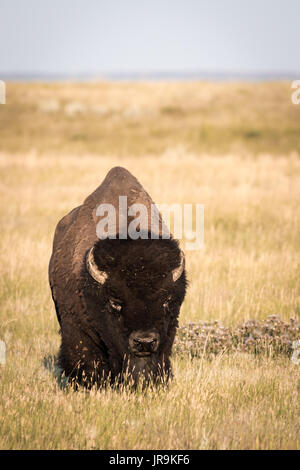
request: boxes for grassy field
[0,82,299,449]
[1,81,300,156]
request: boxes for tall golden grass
[0,82,299,449]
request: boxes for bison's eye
[109,298,122,313]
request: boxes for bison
[49,167,187,387]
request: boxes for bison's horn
[172,251,185,282]
[86,246,108,285]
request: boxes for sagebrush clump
[174,315,300,358]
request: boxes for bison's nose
[129,331,160,356]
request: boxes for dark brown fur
[49,167,187,387]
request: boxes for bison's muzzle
[129,330,160,357]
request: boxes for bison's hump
[84,166,152,208]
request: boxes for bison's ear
[172,251,185,282]
[86,246,108,285]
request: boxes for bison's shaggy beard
[113,354,171,388]
[59,352,170,390]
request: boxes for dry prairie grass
[1,81,300,155]
[0,82,300,449]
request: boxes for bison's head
[83,236,186,384]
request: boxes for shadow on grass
[43,354,70,390]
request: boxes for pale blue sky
[0,0,299,78]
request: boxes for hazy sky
[0,0,299,77]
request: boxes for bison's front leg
[59,326,110,388]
